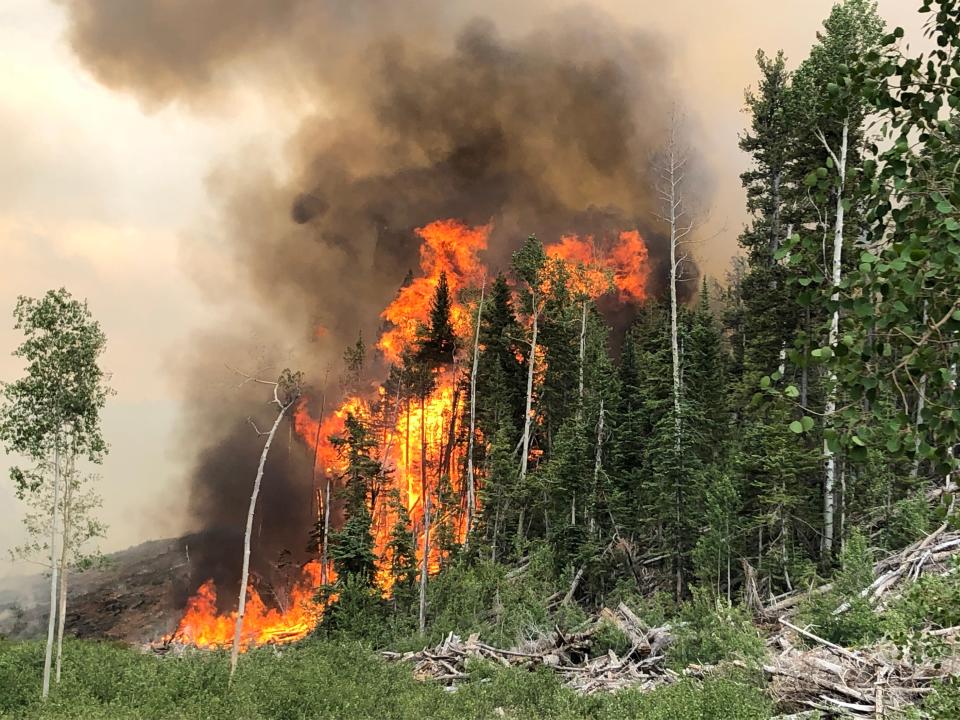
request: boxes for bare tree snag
[655,108,696,597]
[466,280,485,542]
[519,289,539,484]
[229,369,302,682]
[419,393,430,634]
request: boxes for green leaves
[0,288,111,464]
[789,416,815,434]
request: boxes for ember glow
[170,220,650,649]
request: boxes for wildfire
[378,219,489,364]
[546,231,650,303]
[170,220,650,650]
[171,561,323,650]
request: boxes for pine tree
[538,259,581,452]
[330,505,377,579]
[384,490,418,608]
[407,271,460,632]
[475,274,525,443]
[417,271,457,365]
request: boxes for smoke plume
[59,0,705,598]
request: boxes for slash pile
[381,603,677,695]
[762,619,960,716]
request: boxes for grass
[0,638,773,720]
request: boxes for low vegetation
[0,638,771,720]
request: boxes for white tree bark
[466,281,485,541]
[591,398,605,534]
[418,393,430,633]
[578,299,588,410]
[519,290,539,483]
[42,437,61,699]
[55,451,74,684]
[311,386,329,587]
[818,117,849,563]
[655,109,694,598]
[322,477,331,584]
[912,302,929,479]
[230,381,297,681]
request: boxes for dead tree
[466,280,485,542]
[654,108,697,597]
[229,368,303,681]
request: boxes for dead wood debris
[759,619,960,717]
[386,520,960,714]
[758,521,960,717]
[381,603,679,695]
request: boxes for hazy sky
[0,1,928,573]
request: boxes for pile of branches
[767,515,960,619]
[381,603,677,694]
[763,619,960,717]
[761,516,960,717]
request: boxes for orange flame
[171,561,323,650]
[546,230,650,303]
[378,219,489,364]
[171,221,649,649]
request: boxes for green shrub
[923,677,960,719]
[667,589,764,669]
[599,671,771,720]
[607,588,676,629]
[883,491,933,550]
[0,637,773,720]
[800,529,882,646]
[314,572,399,645]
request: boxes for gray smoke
[59,0,704,598]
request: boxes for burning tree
[169,218,656,649]
[409,270,458,633]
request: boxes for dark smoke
[60,0,706,600]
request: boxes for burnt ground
[0,536,197,645]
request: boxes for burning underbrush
[166,219,652,652]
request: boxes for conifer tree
[384,490,418,608]
[475,274,525,443]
